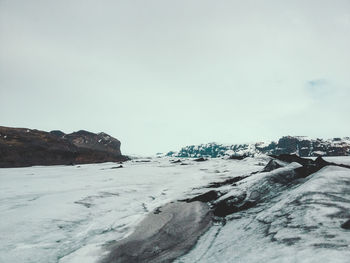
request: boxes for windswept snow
[0,157,261,263]
[1,156,349,263]
[177,163,350,263]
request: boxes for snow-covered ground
[0,157,261,263]
[177,164,350,263]
[1,156,349,263]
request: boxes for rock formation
[0,126,128,167]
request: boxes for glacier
[0,156,349,263]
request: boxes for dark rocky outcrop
[0,126,128,168]
[110,165,123,169]
[206,176,248,188]
[186,190,221,203]
[259,136,350,157]
[271,154,350,171]
[64,130,122,157]
[194,157,207,162]
[186,154,350,219]
[341,219,350,230]
[261,159,284,172]
[213,199,256,217]
[50,130,65,137]
[228,154,248,160]
[269,154,314,166]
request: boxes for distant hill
[167,136,350,158]
[0,126,128,167]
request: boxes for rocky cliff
[0,126,128,167]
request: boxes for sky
[1,0,350,155]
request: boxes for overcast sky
[1,0,350,155]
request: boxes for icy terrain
[0,157,259,263]
[177,161,350,263]
[1,156,350,263]
[167,137,350,158]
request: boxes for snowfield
[177,165,350,263]
[0,156,349,263]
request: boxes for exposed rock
[341,219,350,230]
[210,164,302,218]
[64,130,121,157]
[206,176,248,188]
[214,199,256,217]
[186,190,221,203]
[272,154,350,171]
[194,157,207,162]
[228,154,248,160]
[269,154,313,166]
[0,126,128,168]
[49,130,65,137]
[110,165,123,169]
[261,159,284,172]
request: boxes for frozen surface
[0,157,260,263]
[1,156,350,263]
[323,156,350,166]
[102,201,212,263]
[177,160,350,263]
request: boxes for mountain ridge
[0,126,128,167]
[167,136,350,158]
